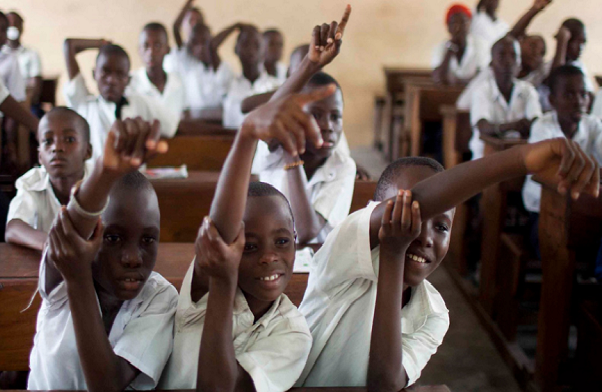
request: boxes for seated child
[432,4,489,85]
[522,65,602,254]
[298,138,599,389]
[263,29,287,84]
[5,107,92,251]
[62,39,157,160]
[470,0,509,49]
[258,72,356,244]
[3,11,43,114]
[469,35,542,160]
[223,24,280,129]
[28,118,177,391]
[127,22,184,138]
[172,0,206,50]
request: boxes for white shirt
[431,35,490,81]
[2,45,42,79]
[223,71,280,129]
[0,49,25,102]
[470,10,509,50]
[592,90,602,119]
[64,73,155,161]
[0,78,10,104]
[160,261,312,392]
[164,47,233,110]
[469,73,542,159]
[522,111,602,212]
[272,61,288,85]
[28,255,178,390]
[7,161,94,233]
[297,201,450,387]
[258,144,357,243]
[126,68,185,138]
[521,63,548,88]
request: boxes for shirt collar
[488,73,524,108]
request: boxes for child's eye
[104,234,122,244]
[43,138,53,145]
[330,113,341,122]
[65,136,76,143]
[436,224,450,233]
[141,236,156,245]
[275,238,291,246]
[244,243,258,252]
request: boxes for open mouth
[406,252,431,265]
[255,272,285,289]
[119,277,144,291]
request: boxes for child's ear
[86,143,93,160]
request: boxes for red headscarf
[446,4,472,24]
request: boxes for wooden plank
[148,134,235,171]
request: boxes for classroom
[0,0,601,391]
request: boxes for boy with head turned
[263,29,287,84]
[127,22,184,138]
[469,35,542,160]
[28,118,177,392]
[6,107,92,251]
[62,39,158,161]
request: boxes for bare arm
[477,118,533,138]
[209,23,242,70]
[173,0,194,49]
[5,219,47,251]
[241,91,275,114]
[63,38,109,80]
[551,27,571,71]
[432,47,455,85]
[509,0,552,39]
[0,94,39,130]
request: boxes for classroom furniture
[39,77,59,110]
[373,95,386,151]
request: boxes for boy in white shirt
[522,65,602,254]
[28,118,177,391]
[298,137,599,389]
[127,23,184,138]
[263,29,287,84]
[63,40,157,161]
[469,35,542,160]
[6,107,92,251]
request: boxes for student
[28,118,177,391]
[223,24,280,129]
[263,29,287,84]
[63,40,156,161]
[173,0,206,50]
[0,11,25,102]
[548,18,593,91]
[522,65,602,254]
[470,0,509,49]
[258,72,356,244]
[127,22,184,138]
[432,4,489,85]
[297,135,599,389]
[469,35,542,160]
[3,11,43,115]
[5,107,92,251]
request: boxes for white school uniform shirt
[297,201,450,387]
[258,144,357,243]
[470,10,509,50]
[0,78,10,104]
[0,49,26,106]
[592,90,602,119]
[164,47,233,110]
[2,44,42,79]
[7,161,94,233]
[223,71,280,129]
[469,73,542,160]
[272,61,288,84]
[64,73,155,161]
[159,261,312,392]
[28,254,178,390]
[431,35,490,81]
[126,68,185,138]
[522,111,602,213]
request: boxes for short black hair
[96,44,130,68]
[113,170,155,194]
[236,24,260,46]
[561,18,585,35]
[0,12,8,31]
[374,157,444,201]
[6,11,22,23]
[548,65,585,95]
[248,182,294,223]
[39,106,91,143]
[304,72,343,100]
[263,29,282,38]
[191,22,211,37]
[492,35,519,57]
[143,22,169,41]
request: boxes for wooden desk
[478,135,527,316]
[535,180,602,392]
[439,105,471,170]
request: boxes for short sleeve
[113,283,178,389]
[7,187,37,228]
[470,84,492,125]
[312,158,356,229]
[163,49,178,74]
[524,85,543,120]
[236,318,312,392]
[63,73,91,108]
[474,37,491,70]
[527,117,551,144]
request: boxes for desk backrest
[148,134,235,171]
[417,86,465,122]
[351,181,377,213]
[40,77,59,107]
[384,68,433,93]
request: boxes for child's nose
[259,252,279,264]
[121,248,143,268]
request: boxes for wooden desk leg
[448,201,468,275]
[442,113,457,169]
[408,87,421,157]
[383,94,394,161]
[535,190,575,392]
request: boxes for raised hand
[308,4,352,68]
[532,0,552,11]
[521,138,600,199]
[555,26,571,42]
[378,190,422,260]
[242,84,336,155]
[47,208,103,283]
[195,217,245,284]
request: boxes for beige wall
[3,0,602,147]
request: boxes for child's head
[300,72,344,162]
[94,44,131,103]
[288,44,309,77]
[491,35,521,79]
[446,4,471,45]
[94,171,160,301]
[374,157,454,287]
[477,0,499,15]
[561,18,586,62]
[139,22,170,70]
[182,7,205,40]
[235,25,264,69]
[37,107,91,179]
[186,22,212,63]
[520,35,546,73]
[238,182,295,306]
[263,29,284,65]
[0,12,8,46]
[6,12,22,42]
[548,65,588,125]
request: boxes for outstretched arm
[63,38,110,80]
[509,0,552,39]
[5,220,47,251]
[477,118,535,138]
[173,0,195,49]
[209,23,243,70]
[551,27,571,71]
